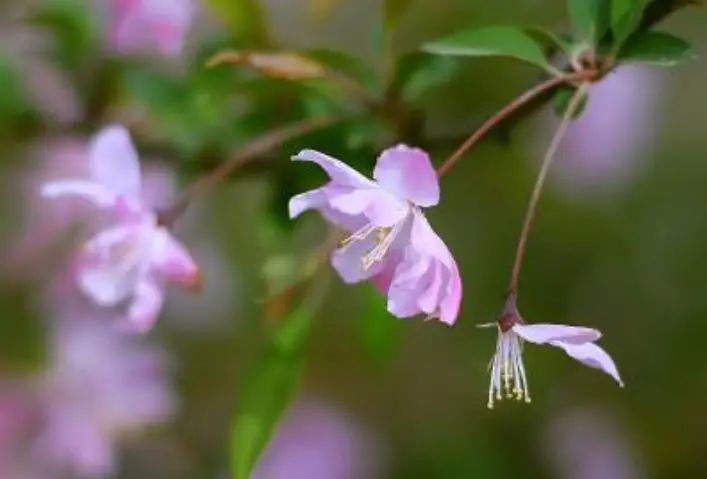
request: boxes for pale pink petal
[373,145,440,207]
[75,225,145,306]
[330,236,386,284]
[552,341,624,387]
[290,185,407,229]
[292,149,376,189]
[124,279,164,333]
[513,324,602,345]
[88,125,142,204]
[386,248,432,318]
[150,228,200,289]
[409,211,461,325]
[40,179,117,208]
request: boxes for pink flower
[288,146,461,325]
[107,0,195,57]
[40,125,200,332]
[252,397,387,479]
[32,318,175,477]
[484,306,623,408]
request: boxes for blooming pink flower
[32,318,175,477]
[252,397,387,479]
[107,0,195,57]
[288,146,461,325]
[40,125,200,332]
[484,307,623,408]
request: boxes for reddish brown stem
[436,72,586,177]
[158,115,343,228]
[507,83,590,296]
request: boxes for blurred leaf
[230,279,328,479]
[304,48,380,92]
[208,50,327,80]
[611,0,646,47]
[394,52,459,102]
[0,56,35,125]
[567,0,611,44]
[359,286,403,365]
[204,0,269,45]
[525,27,574,54]
[30,0,97,70]
[617,30,695,65]
[553,86,589,118]
[422,26,555,72]
[385,0,416,31]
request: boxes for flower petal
[41,179,117,208]
[408,211,461,325]
[513,324,602,345]
[552,341,624,387]
[373,144,440,207]
[292,149,376,189]
[150,228,201,290]
[123,279,164,333]
[330,235,384,284]
[88,125,142,204]
[386,247,432,318]
[75,225,147,306]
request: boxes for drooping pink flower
[252,397,388,479]
[543,409,646,479]
[483,305,623,408]
[107,0,195,57]
[41,125,200,332]
[537,66,665,196]
[288,146,461,325]
[32,318,175,477]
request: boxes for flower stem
[507,83,590,295]
[436,72,586,177]
[158,115,343,228]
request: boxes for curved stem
[158,115,343,228]
[436,72,586,177]
[507,83,590,295]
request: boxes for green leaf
[385,0,416,31]
[567,0,611,44]
[359,286,403,365]
[611,0,646,48]
[525,27,574,55]
[553,86,589,119]
[422,26,555,72]
[204,0,270,45]
[230,281,328,479]
[394,52,459,102]
[617,30,695,66]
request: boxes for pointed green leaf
[611,0,646,48]
[618,30,695,66]
[393,52,459,101]
[230,281,328,479]
[567,0,611,44]
[423,26,554,72]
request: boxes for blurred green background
[1,0,707,478]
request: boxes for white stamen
[338,219,406,271]
[487,328,531,409]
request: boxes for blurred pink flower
[289,146,461,325]
[537,66,665,196]
[31,317,175,477]
[41,125,200,332]
[483,304,622,408]
[543,408,646,479]
[107,0,195,57]
[252,397,387,479]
